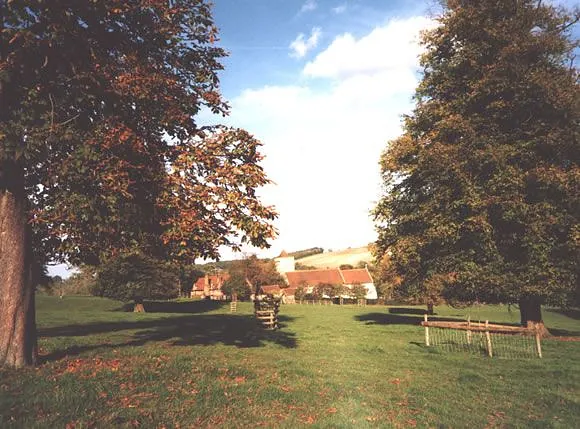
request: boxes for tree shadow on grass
[388,307,431,315]
[355,312,458,326]
[546,308,580,321]
[546,328,580,338]
[117,299,227,313]
[39,314,297,363]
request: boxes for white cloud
[289,27,322,58]
[332,3,347,14]
[304,16,436,79]
[220,16,435,257]
[300,0,317,13]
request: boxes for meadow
[1,296,579,428]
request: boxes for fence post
[424,314,430,346]
[485,320,493,357]
[535,324,543,358]
[466,316,472,345]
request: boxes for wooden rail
[421,315,542,358]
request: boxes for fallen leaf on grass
[327,407,337,414]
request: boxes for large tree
[374,0,579,332]
[0,1,276,368]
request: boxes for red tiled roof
[282,287,297,296]
[193,273,230,291]
[286,269,343,287]
[260,284,282,294]
[341,269,372,284]
[193,277,205,291]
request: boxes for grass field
[1,297,579,428]
[296,246,372,268]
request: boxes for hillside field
[296,246,373,268]
[1,296,579,428]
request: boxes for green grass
[1,297,579,428]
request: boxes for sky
[48,0,578,277]
[200,0,439,260]
[206,0,578,261]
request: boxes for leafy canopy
[0,0,276,267]
[374,0,579,307]
[91,254,178,302]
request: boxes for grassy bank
[1,296,579,428]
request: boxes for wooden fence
[421,315,542,358]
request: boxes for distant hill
[295,246,373,269]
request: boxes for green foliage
[294,286,306,301]
[295,262,317,270]
[221,272,251,301]
[91,254,179,303]
[51,266,97,296]
[288,247,324,260]
[227,255,284,293]
[374,0,579,310]
[175,265,205,297]
[339,264,354,270]
[350,284,368,300]
[0,0,276,267]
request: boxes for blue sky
[201,0,439,261]
[48,0,578,277]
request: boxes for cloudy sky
[48,0,578,276]
[202,0,440,260]
[207,0,578,260]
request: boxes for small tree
[310,285,324,301]
[351,283,368,301]
[318,283,335,301]
[227,255,284,297]
[294,286,306,302]
[91,254,179,311]
[221,272,251,301]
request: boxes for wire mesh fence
[422,316,542,359]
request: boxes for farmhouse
[190,273,230,300]
[275,252,378,300]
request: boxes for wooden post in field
[230,301,237,313]
[535,324,543,358]
[424,314,430,346]
[466,316,472,345]
[485,320,493,357]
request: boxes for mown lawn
[1,296,579,428]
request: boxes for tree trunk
[427,302,434,315]
[133,297,146,312]
[0,160,38,368]
[519,296,550,337]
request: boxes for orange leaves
[54,358,122,378]
[156,126,277,261]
